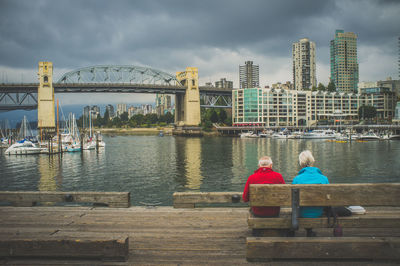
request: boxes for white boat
[357,132,381,141]
[272,131,289,139]
[389,135,400,140]
[287,131,303,139]
[95,131,106,147]
[4,139,43,155]
[302,129,336,139]
[240,131,259,138]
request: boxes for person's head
[299,150,315,168]
[258,156,273,168]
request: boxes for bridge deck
[0,206,399,265]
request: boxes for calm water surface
[1,136,399,205]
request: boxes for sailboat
[83,110,96,150]
[4,116,43,155]
[66,113,81,152]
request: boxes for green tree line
[77,111,175,128]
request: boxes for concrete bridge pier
[174,67,201,127]
[37,61,55,140]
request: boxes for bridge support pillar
[37,62,55,137]
[175,67,201,126]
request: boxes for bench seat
[248,208,400,229]
[246,236,400,260]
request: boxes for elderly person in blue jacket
[292,150,329,236]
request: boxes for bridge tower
[175,67,201,126]
[37,62,55,135]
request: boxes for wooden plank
[0,235,129,261]
[173,192,244,206]
[250,183,400,206]
[248,214,400,229]
[0,191,130,208]
[246,237,400,260]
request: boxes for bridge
[0,65,232,111]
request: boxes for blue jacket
[292,167,329,218]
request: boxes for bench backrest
[249,183,400,207]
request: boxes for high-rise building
[106,104,115,119]
[292,38,316,90]
[330,30,359,93]
[156,94,172,116]
[83,106,90,118]
[215,78,233,89]
[239,61,259,88]
[91,105,100,118]
[116,103,127,117]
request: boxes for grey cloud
[0,0,399,86]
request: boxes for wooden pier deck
[0,206,399,265]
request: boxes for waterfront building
[271,81,293,90]
[377,77,400,97]
[239,61,259,89]
[232,87,396,127]
[141,104,154,115]
[91,105,100,118]
[83,106,90,118]
[83,105,100,119]
[156,94,172,116]
[330,30,359,93]
[106,104,115,119]
[292,38,316,90]
[215,78,233,89]
[128,106,136,118]
[116,103,127,117]
[394,102,400,124]
[205,82,214,87]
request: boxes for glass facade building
[330,30,359,93]
[233,88,396,126]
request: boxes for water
[1,136,400,206]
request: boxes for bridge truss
[0,66,232,111]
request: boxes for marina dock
[1,205,399,265]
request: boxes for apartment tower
[292,38,316,90]
[330,30,359,93]
[239,61,259,88]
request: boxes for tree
[311,86,317,92]
[103,109,110,124]
[210,110,219,123]
[120,112,129,123]
[327,81,336,92]
[358,105,377,120]
[317,83,326,91]
[218,109,227,123]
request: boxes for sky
[0,0,399,105]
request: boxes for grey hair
[258,156,273,167]
[299,150,315,168]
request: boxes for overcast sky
[0,0,399,105]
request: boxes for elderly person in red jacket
[243,156,286,217]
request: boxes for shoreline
[97,127,221,136]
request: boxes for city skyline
[0,0,399,105]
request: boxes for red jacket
[243,167,285,217]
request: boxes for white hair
[258,156,273,167]
[299,150,315,168]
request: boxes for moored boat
[302,129,336,139]
[4,139,44,155]
[240,131,259,138]
[357,132,381,141]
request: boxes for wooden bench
[246,183,400,261]
[0,191,130,208]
